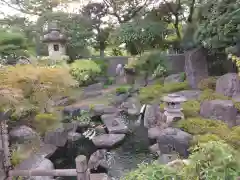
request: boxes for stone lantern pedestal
[124,67,136,85]
[162,94,187,125]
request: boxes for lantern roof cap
[162,93,187,103]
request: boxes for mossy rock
[197,76,218,90]
[175,117,231,138]
[182,100,201,118]
[34,113,59,134]
[198,89,230,102]
[139,84,163,104]
[191,134,223,146]
[162,81,190,93]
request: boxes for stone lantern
[162,93,187,125]
[42,22,67,59]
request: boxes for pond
[49,114,157,180]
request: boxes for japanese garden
[0,0,240,180]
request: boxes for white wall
[47,42,66,59]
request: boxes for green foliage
[0,30,28,62]
[111,47,123,56]
[117,20,167,54]
[182,141,240,179]
[176,117,231,138]
[116,85,131,94]
[139,82,190,104]
[195,0,240,51]
[192,134,223,146]
[227,126,240,150]
[34,113,59,134]
[182,100,201,118]
[139,84,163,104]
[75,110,92,125]
[197,77,218,90]
[198,89,229,102]
[70,60,101,86]
[179,72,186,82]
[162,81,190,93]
[122,162,179,180]
[93,59,108,75]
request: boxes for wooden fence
[0,118,109,180]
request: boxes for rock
[110,93,129,106]
[121,97,141,116]
[149,143,161,155]
[93,105,119,115]
[200,100,237,127]
[158,153,179,164]
[216,73,240,97]
[164,74,183,84]
[15,155,54,180]
[101,114,128,134]
[36,143,57,158]
[92,134,125,148]
[144,104,163,128]
[44,127,68,147]
[88,149,107,170]
[185,47,209,89]
[157,128,192,158]
[95,125,106,134]
[9,126,39,143]
[174,90,202,100]
[84,82,104,92]
[82,91,103,98]
[148,127,163,139]
[67,132,82,142]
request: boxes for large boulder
[9,126,39,143]
[200,100,237,127]
[164,74,184,84]
[144,104,163,128]
[216,73,240,97]
[101,114,128,134]
[120,97,141,117]
[88,149,107,170]
[92,134,125,148]
[15,155,54,180]
[185,48,209,89]
[174,90,202,100]
[44,127,68,147]
[157,128,192,158]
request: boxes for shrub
[139,84,163,104]
[227,126,240,150]
[34,113,59,134]
[182,141,240,179]
[197,76,218,90]
[179,72,186,81]
[162,81,190,93]
[175,117,231,138]
[116,85,131,95]
[122,162,179,180]
[191,133,223,146]
[198,89,229,102]
[182,100,201,118]
[70,60,101,86]
[93,59,108,75]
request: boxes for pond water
[50,115,157,180]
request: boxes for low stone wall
[166,54,185,74]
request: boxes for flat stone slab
[92,134,125,148]
[90,173,110,180]
[148,127,163,139]
[36,143,57,158]
[101,114,128,134]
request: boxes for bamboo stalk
[9,169,77,177]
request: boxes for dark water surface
[50,118,156,180]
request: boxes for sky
[0,0,95,20]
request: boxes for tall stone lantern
[42,22,67,59]
[162,93,187,125]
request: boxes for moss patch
[182,100,201,118]
[198,89,229,102]
[197,76,218,90]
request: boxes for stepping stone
[101,114,128,134]
[92,134,125,148]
